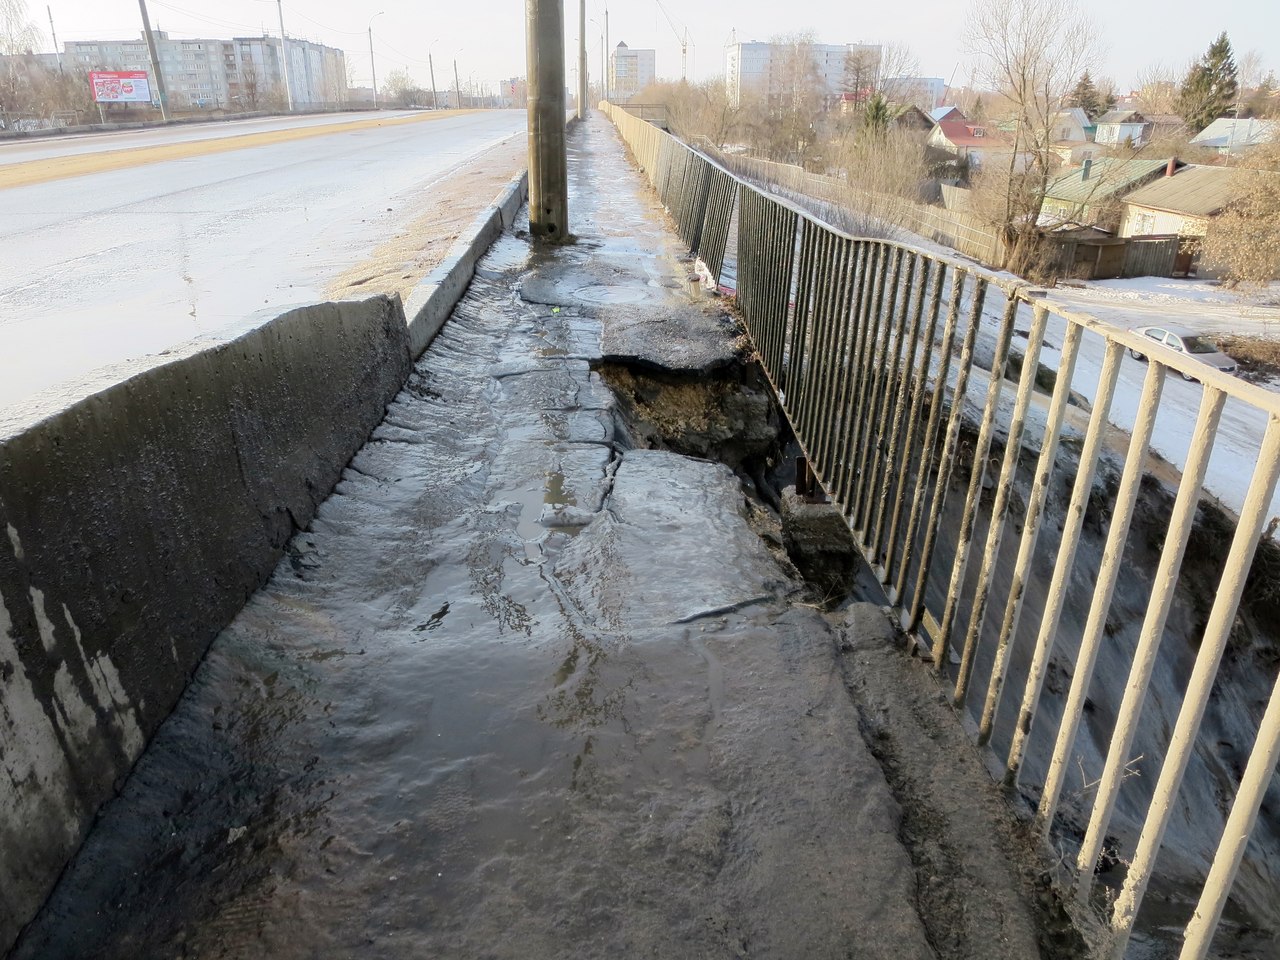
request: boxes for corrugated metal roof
[1097,109,1143,124]
[1190,118,1279,149]
[1056,107,1093,130]
[1043,157,1170,205]
[1122,164,1237,217]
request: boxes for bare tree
[966,0,1099,275]
[764,32,827,166]
[1,0,40,54]
[876,42,921,100]
[239,64,261,110]
[1201,142,1280,290]
[1134,62,1181,115]
[1,0,41,120]
[842,46,879,108]
[383,68,423,108]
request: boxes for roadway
[0,110,526,412]
[0,110,424,166]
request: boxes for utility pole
[276,0,294,110]
[454,59,461,108]
[47,6,63,72]
[577,0,587,119]
[525,0,568,240]
[428,42,439,110]
[137,0,168,121]
[604,6,610,101]
[368,12,384,109]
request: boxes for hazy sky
[27,0,1279,94]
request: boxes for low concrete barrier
[405,169,529,357]
[0,295,410,951]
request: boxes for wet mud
[11,115,1067,960]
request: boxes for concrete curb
[405,169,530,359]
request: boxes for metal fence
[604,101,1280,960]
[705,150,1009,269]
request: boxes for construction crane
[654,0,691,81]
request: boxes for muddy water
[9,117,969,959]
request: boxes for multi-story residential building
[724,40,881,106]
[879,76,946,111]
[609,42,655,103]
[63,30,346,110]
[499,78,528,109]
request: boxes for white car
[1128,325,1238,379]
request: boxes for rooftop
[1043,157,1171,205]
[1190,117,1280,150]
[1122,164,1238,217]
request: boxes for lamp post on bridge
[276,0,295,111]
[577,0,587,120]
[591,18,606,104]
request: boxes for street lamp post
[590,18,605,104]
[276,0,294,111]
[428,39,439,110]
[368,11,385,109]
[577,0,586,119]
[454,58,462,109]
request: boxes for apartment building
[725,40,882,106]
[63,30,346,109]
[609,42,655,103]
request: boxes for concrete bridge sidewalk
[12,115,1055,959]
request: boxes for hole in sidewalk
[593,349,877,611]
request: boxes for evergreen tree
[862,92,892,139]
[1068,70,1105,120]
[1178,32,1239,131]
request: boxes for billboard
[90,71,152,104]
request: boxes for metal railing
[603,101,1280,960]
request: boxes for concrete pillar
[525,0,569,241]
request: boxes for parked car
[1128,325,1238,379]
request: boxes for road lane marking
[0,110,482,191]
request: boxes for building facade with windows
[609,42,655,103]
[725,40,881,106]
[63,30,347,110]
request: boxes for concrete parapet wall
[0,295,410,951]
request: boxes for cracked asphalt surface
[10,115,1047,959]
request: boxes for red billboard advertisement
[90,71,152,104]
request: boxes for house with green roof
[1039,157,1177,230]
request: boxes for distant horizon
[20,0,1278,97]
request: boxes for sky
[23,0,1280,95]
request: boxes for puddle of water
[544,470,577,508]
[575,283,655,305]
